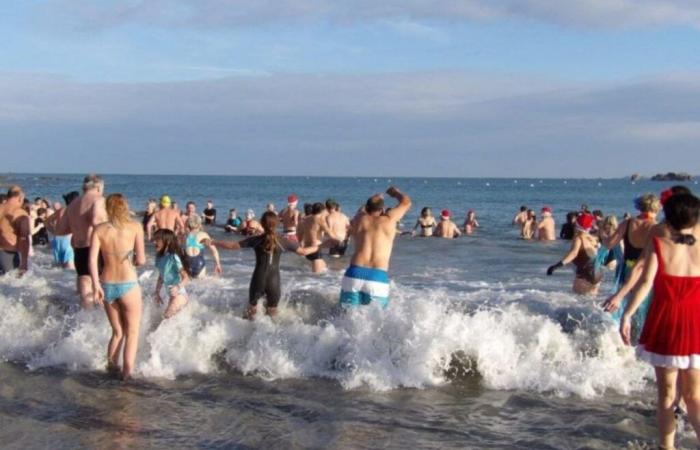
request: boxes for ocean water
[1,174,698,449]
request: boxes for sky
[2,0,700,177]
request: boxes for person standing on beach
[279,194,300,242]
[55,174,108,308]
[434,210,461,239]
[537,207,556,241]
[0,185,31,275]
[146,195,185,241]
[339,187,411,307]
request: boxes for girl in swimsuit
[154,229,190,318]
[213,212,317,319]
[89,193,146,380]
[412,207,436,237]
[547,213,604,295]
[184,215,222,278]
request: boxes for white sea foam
[0,250,650,397]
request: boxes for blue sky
[2,0,700,176]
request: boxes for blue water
[1,173,697,448]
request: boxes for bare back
[655,226,700,277]
[538,217,556,241]
[350,214,398,270]
[154,208,181,231]
[0,203,29,251]
[280,207,299,231]
[627,218,657,249]
[301,215,325,246]
[435,220,459,239]
[66,191,105,248]
[93,221,144,283]
[326,210,350,241]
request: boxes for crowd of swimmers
[3,175,700,449]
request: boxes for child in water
[153,229,189,318]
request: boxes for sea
[1,174,698,449]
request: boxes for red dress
[637,237,700,368]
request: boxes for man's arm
[15,215,31,271]
[385,187,411,222]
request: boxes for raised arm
[385,187,411,222]
[212,239,242,251]
[620,248,658,345]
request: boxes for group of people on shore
[3,175,700,449]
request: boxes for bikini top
[623,220,644,262]
[186,233,205,251]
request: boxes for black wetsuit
[142,212,153,231]
[240,235,295,308]
[560,222,575,240]
[203,208,217,225]
[32,218,49,246]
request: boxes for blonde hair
[106,193,130,228]
[602,215,618,234]
[636,193,660,213]
[186,214,202,230]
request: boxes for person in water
[279,195,300,242]
[89,193,146,380]
[46,191,79,269]
[31,207,50,246]
[340,187,411,308]
[412,207,436,237]
[521,209,537,240]
[298,202,341,273]
[434,210,461,239]
[547,213,604,295]
[142,198,157,232]
[603,187,692,316]
[202,200,217,225]
[560,212,577,240]
[620,193,700,450]
[146,195,185,241]
[55,174,108,308]
[600,193,661,336]
[213,211,317,318]
[325,199,350,257]
[183,215,222,278]
[537,207,556,241]
[0,185,31,275]
[240,209,263,236]
[512,206,528,226]
[153,229,190,318]
[463,209,479,235]
[600,215,623,272]
[224,208,242,233]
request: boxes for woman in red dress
[621,193,700,449]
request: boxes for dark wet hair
[303,203,313,216]
[260,211,280,254]
[365,195,384,214]
[566,212,577,223]
[671,185,692,196]
[592,209,603,218]
[312,202,325,215]
[421,207,432,217]
[0,194,6,203]
[37,208,47,216]
[663,194,700,233]
[520,206,527,212]
[63,191,80,205]
[6,185,22,199]
[153,229,190,273]
[325,199,339,210]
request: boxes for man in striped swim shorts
[340,186,411,308]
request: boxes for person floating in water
[340,187,411,308]
[213,211,317,319]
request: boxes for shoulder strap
[652,236,665,274]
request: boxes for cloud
[1,71,699,177]
[44,0,700,30]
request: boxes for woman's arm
[203,235,222,275]
[212,239,242,250]
[89,229,104,305]
[620,249,658,345]
[154,275,164,305]
[547,236,581,275]
[602,219,627,249]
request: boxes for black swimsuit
[623,220,644,262]
[240,235,295,308]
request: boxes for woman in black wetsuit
[214,211,317,319]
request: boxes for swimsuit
[156,253,187,297]
[572,246,603,285]
[74,246,103,277]
[305,249,323,261]
[52,235,74,264]
[185,233,206,277]
[637,237,700,368]
[102,281,139,303]
[0,250,20,275]
[240,235,285,308]
[340,265,390,308]
[329,239,348,257]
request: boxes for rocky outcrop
[651,172,693,181]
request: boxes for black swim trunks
[329,239,348,257]
[74,247,103,277]
[305,249,323,261]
